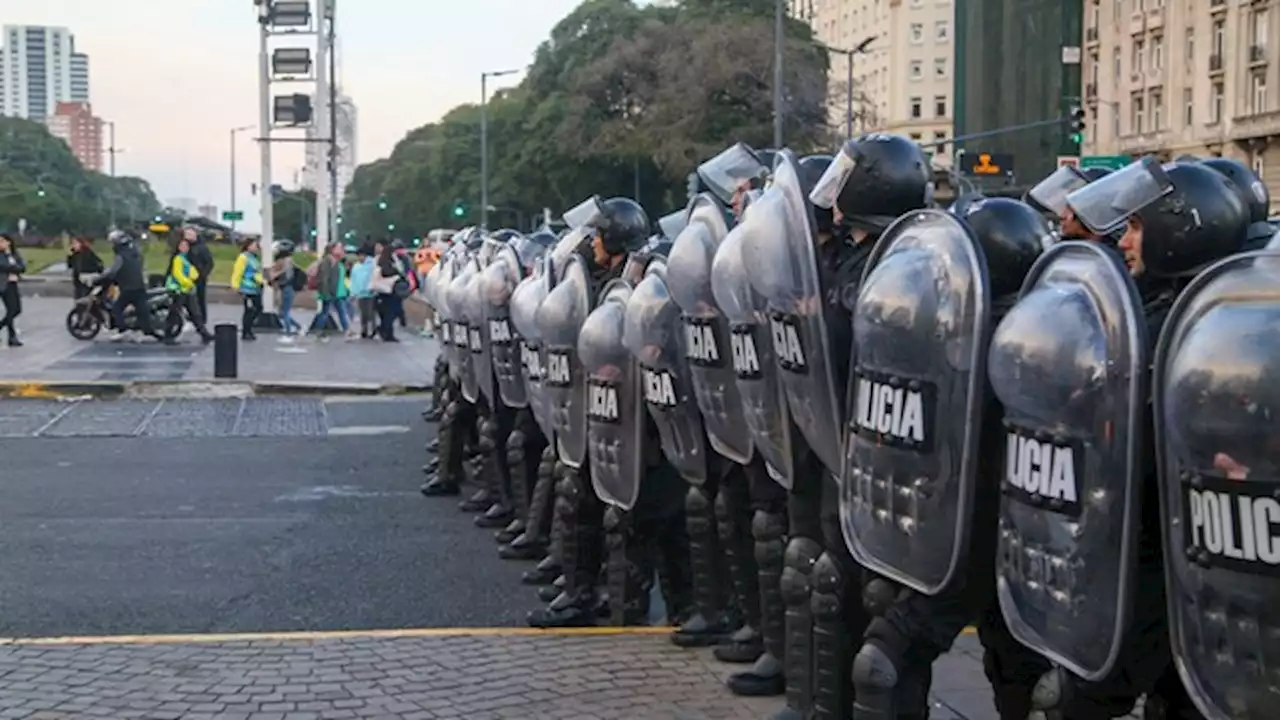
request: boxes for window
[1113,0,1122,21]
[909,133,923,141]
[1213,20,1225,58]
[935,95,947,117]
[1211,81,1224,123]
[1252,71,1267,113]
[1151,90,1163,129]
[1135,0,1144,10]
[1133,40,1144,74]
[910,60,923,79]
[1090,2,1100,32]
[910,23,923,43]
[1185,28,1195,72]
[1151,35,1163,71]
[1183,88,1193,126]
[1112,47,1122,79]
[935,21,949,42]
[1089,51,1099,87]
[934,58,947,78]
[1132,93,1145,133]
[1252,152,1264,179]
[910,97,922,118]
[1253,9,1269,48]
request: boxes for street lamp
[480,67,522,230]
[230,124,254,232]
[822,35,877,140]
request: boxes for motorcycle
[65,278,183,341]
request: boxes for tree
[273,188,317,244]
[340,0,834,235]
[0,117,161,240]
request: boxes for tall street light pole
[773,0,785,148]
[230,125,254,233]
[481,68,520,230]
[822,35,877,140]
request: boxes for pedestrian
[98,230,163,343]
[0,233,26,347]
[186,227,214,321]
[392,240,414,328]
[67,235,104,299]
[230,238,264,341]
[372,240,405,342]
[348,244,377,338]
[269,240,304,339]
[314,242,351,337]
[164,235,214,343]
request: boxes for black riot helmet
[621,235,673,286]
[525,228,556,249]
[1133,162,1249,278]
[948,192,985,217]
[1200,157,1269,222]
[1174,154,1201,164]
[808,133,933,233]
[597,197,650,256]
[1081,167,1112,181]
[798,154,836,235]
[959,197,1050,297]
[489,228,523,244]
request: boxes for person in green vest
[165,235,215,344]
[230,238,265,340]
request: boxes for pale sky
[0,0,586,231]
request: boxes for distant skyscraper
[302,93,358,211]
[0,25,89,121]
[197,204,219,221]
[44,101,102,171]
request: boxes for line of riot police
[417,138,1280,720]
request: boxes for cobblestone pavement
[0,631,784,720]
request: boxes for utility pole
[327,0,339,244]
[773,0,784,148]
[480,68,519,231]
[105,121,120,177]
[256,0,276,315]
[229,125,253,233]
[314,0,331,252]
[822,36,876,140]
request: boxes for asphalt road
[0,397,543,638]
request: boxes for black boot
[605,507,653,626]
[775,466,825,720]
[670,483,734,647]
[727,502,787,697]
[522,554,561,585]
[500,444,554,560]
[495,518,525,545]
[425,438,440,454]
[421,401,463,497]
[421,457,440,474]
[527,466,602,628]
[537,574,564,603]
[714,471,763,664]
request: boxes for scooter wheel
[66,307,102,340]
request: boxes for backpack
[290,266,308,291]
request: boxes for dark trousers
[0,284,21,339]
[241,293,263,337]
[167,292,212,339]
[116,288,156,336]
[195,279,209,322]
[377,294,403,339]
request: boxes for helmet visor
[562,196,604,230]
[657,209,689,240]
[697,142,765,205]
[808,145,858,209]
[1065,156,1173,234]
[1028,166,1089,216]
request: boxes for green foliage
[341,0,832,236]
[0,116,161,239]
[272,187,317,243]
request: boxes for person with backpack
[314,242,350,338]
[270,240,305,339]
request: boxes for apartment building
[1083,0,1280,207]
[792,0,955,166]
[302,93,358,210]
[0,25,89,121]
[44,101,102,172]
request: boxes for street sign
[1082,155,1130,170]
[959,152,1014,177]
[222,211,244,221]
[1057,156,1081,169]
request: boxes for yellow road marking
[0,624,977,646]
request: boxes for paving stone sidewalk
[0,296,437,388]
[0,632,1030,720]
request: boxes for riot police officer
[986,158,1249,719]
[1199,157,1274,250]
[841,197,1049,720]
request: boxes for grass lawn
[19,242,315,286]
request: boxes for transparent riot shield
[482,245,526,408]
[1154,250,1280,720]
[742,149,845,474]
[446,258,480,401]
[580,281,645,509]
[536,254,592,468]
[698,142,766,206]
[843,209,991,595]
[625,262,709,484]
[658,209,690,241]
[988,240,1147,681]
[464,265,494,403]
[711,215,797,488]
[667,194,755,465]
[511,258,555,442]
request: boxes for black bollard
[213,324,238,379]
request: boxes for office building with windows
[0,25,89,121]
[1082,0,1279,209]
[302,93,358,211]
[791,0,955,166]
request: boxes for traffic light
[452,201,466,218]
[36,183,45,198]
[272,93,313,126]
[377,198,388,211]
[387,223,396,232]
[1069,104,1086,144]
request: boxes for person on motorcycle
[165,235,215,344]
[97,230,163,343]
[67,236,103,300]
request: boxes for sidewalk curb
[0,379,431,399]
